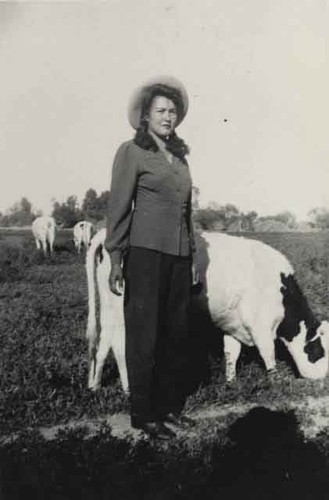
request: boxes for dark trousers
[123,247,191,426]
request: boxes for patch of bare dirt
[2,394,329,446]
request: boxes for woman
[105,76,196,440]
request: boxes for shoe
[163,412,196,429]
[133,421,176,440]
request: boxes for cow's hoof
[224,380,238,397]
[88,385,99,392]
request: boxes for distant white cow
[86,228,128,392]
[73,221,93,253]
[85,230,329,392]
[31,216,56,256]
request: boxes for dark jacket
[105,139,195,265]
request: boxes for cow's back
[46,217,55,239]
[32,216,47,238]
[32,216,55,240]
[195,232,293,344]
[74,221,92,245]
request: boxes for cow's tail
[86,236,98,360]
[85,229,106,383]
[47,218,56,253]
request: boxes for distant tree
[3,197,35,226]
[222,203,240,220]
[253,210,298,232]
[242,211,258,231]
[254,218,293,232]
[194,203,242,231]
[0,215,10,227]
[221,204,240,230]
[194,207,224,231]
[81,189,110,222]
[308,207,329,230]
[96,190,110,220]
[272,211,297,230]
[82,188,99,220]
[52,195,82,228]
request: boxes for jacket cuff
[109,250,122,267]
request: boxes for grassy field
[1,228,329,498]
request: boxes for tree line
[1,188,329,232]
[0,189,109,229]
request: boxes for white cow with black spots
[194,232,329,382]
[31,216,56,256]
[73,221,93,253]
[85,230,329,392]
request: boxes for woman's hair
[134,83,189,161]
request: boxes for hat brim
[127,75,189,130]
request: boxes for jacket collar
[133,128,189,163]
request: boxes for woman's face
[147,96,178,138]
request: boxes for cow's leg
[74,240,79,253]
[35,238,41,250]
[111,327,129,393]
[88,268,113,391]
[48,234,54,255]
[88,356,96,388]
[88,329,111,391]
[224,335,242,382]
[41,238,47,256]
[91,314,128,392]
[252,328,276,374]
[88,352,97,389]
[87,322,99,389]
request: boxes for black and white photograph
[0,1,329,498]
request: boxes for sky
[0,0,328,220]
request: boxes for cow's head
[277,273,329,379]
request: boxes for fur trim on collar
[133,129,189,162]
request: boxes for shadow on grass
[1,407,329,500]
[206,406,329,500]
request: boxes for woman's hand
[191,257,200,285]
[191,257,203,295]
[109,264,124,296]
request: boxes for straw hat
[127,75,189,130]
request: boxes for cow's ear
[320,320,329,328]
[319,321,329,339]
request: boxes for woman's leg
[153,255,191,419]
[123,247,162,427]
